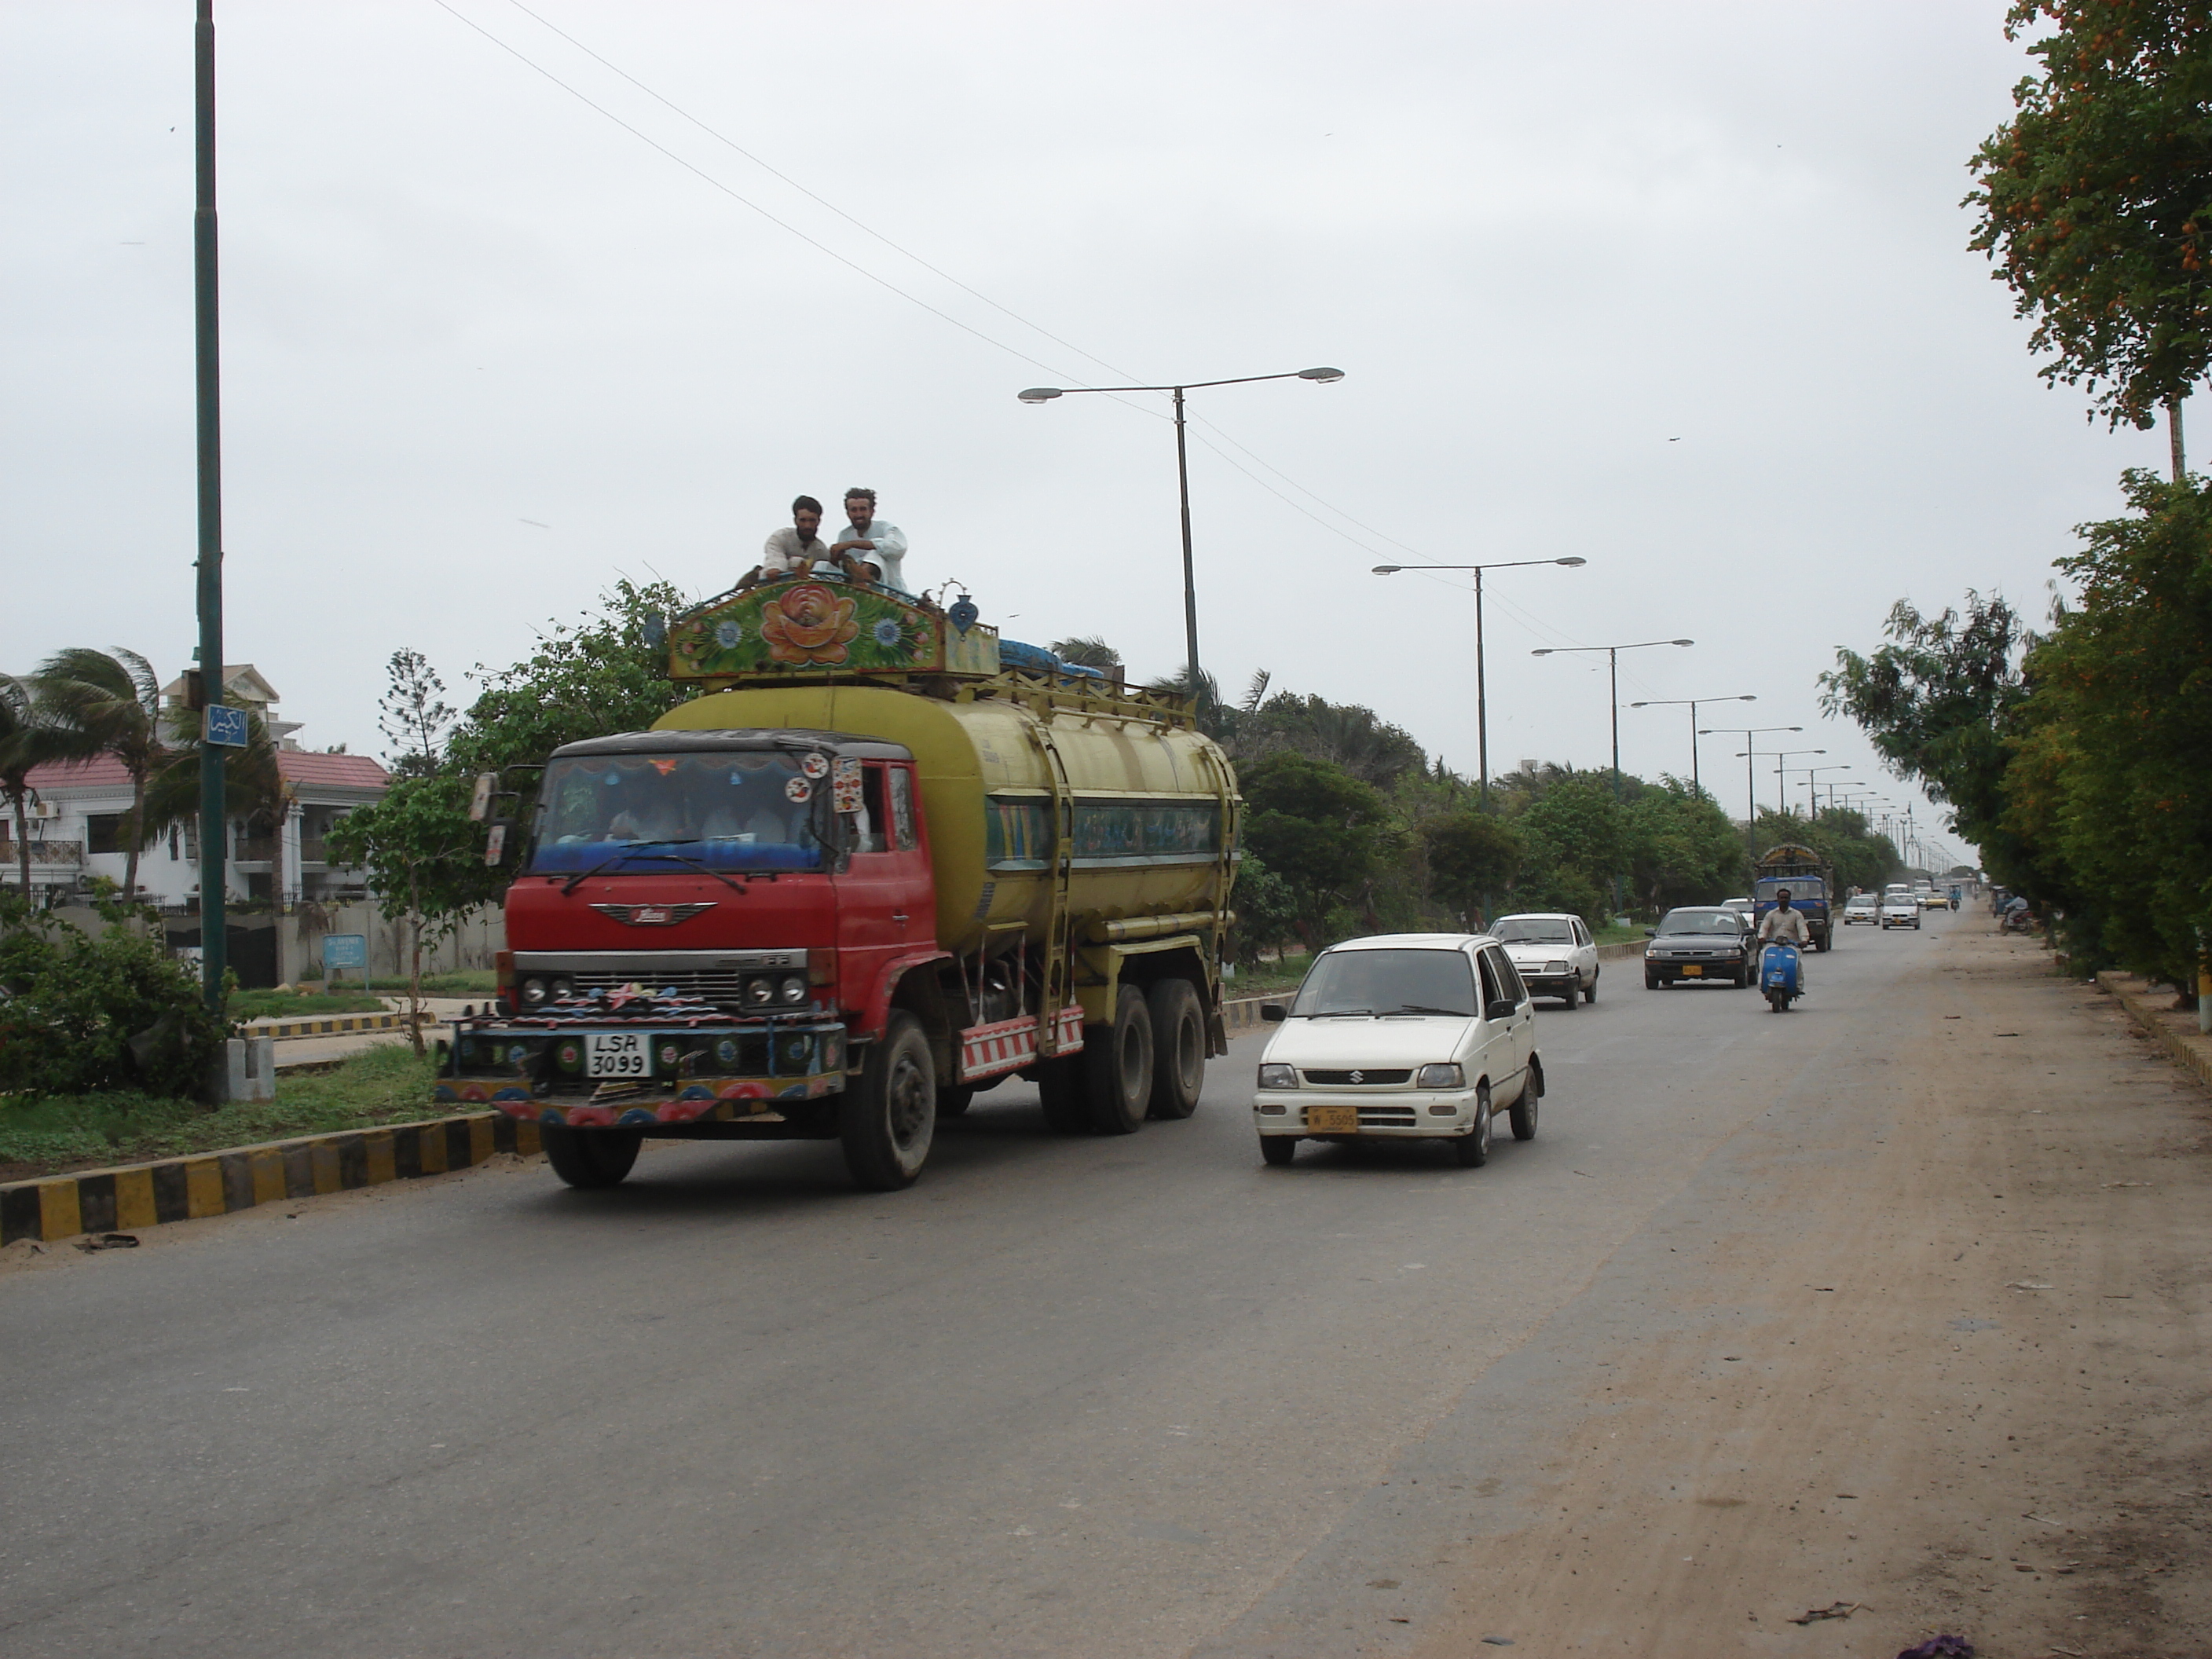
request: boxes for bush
[0,892,232,1098]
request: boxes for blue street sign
[205,704,249,748]
[323,933,368,970]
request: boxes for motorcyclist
[1757,888,1811,991]
[2001,893,2031,932]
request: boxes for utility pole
[194,0,228,1010]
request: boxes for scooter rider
[1758,888,1811,991]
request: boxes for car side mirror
[1643,927,1657,937]
[1261,1004,1287,1023]
[1485,998,1517,1022]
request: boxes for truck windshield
[529,753,826,873]
[1291,949,1477,1017]
[1754,877,1825,901]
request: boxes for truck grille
[566,968,755,1007]
[1302,1068,1412,1086]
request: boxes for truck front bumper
[435,1015,848,1128]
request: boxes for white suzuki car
[1252,933,1543,1168]
[1489,912,1600,1007]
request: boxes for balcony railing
[0,840,84,866]
[236,837,280,864]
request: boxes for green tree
[1967,1,2212,456]
[326,772,481,1051]
[0,676,72,901]
[35,646,167,903]
[1047,635,1122,670]
[1238,751,1399,945]
[1624,778,1746,912]
[1512,770,1628,921]
[1422,810,1522,928]
[1226,849,1299,965]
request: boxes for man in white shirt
[828,487,910,593]
[1756,888,1811,988]
[738,496,876,589]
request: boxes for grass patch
[0,1044,443,1182]
[1594,922,1649,945]
[1227,953,1314,997]
[231,990,391,1020]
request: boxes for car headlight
[1416,1062,1464,1089]
[1544,961,1568,975]
[1257,1063,1298,1090]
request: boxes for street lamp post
[1749,748,1828,820]
[1802,764,1852,818]
[1705,726,1804,861]
[1529,638,1696,797]
[1372,558,1587,804]
[1627,694,1756,795]
[1019,366,1343,701]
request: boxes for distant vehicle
[1643,906,1758,989]
[1843,893,1880,926]
[1884,882,1912,899]
[1752,844,1835,950]
[1490,913,1601,1008]
[1253,933,1543,1168]
[1721,897,1755,925]
[1880,893,1922,930]
[1919,888,1950,911]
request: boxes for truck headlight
[1257,1063,1298,1090]
[1416,1063,1464,1089]
[778,974,808,1005]
[521,976,547,1005]
[743,976,775,1006]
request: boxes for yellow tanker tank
[655,580,1238,1027]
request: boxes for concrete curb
[246,1010,432,1042]
[2096,971,2212,1093]
[0,1111,543,1247]
[1222,993,1291,1031]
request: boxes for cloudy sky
[2,2,2170,862]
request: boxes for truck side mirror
[484,822,511,867]
[469,772,497,822]
[1261,1004,1287,1023]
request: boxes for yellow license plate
[1681,965,1703,976]
[1306,1104,1358,1133]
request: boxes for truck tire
[840,1011,936,1190]
[1145,979,1205,1120]
[541,1125,643,1190]
[938,1082,976,1118]
[1035,1053,1090,1136]
[1083,984,1155,1135]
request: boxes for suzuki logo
[590,902,716,927]
[1349,1070,1364,1084]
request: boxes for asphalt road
[0,910,2104,1656]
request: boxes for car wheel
[1259,1135,1297,1167]
[1583,972,1597,1005]
[1645,973,1662,990]
[1509,1060,1541,1141]
[1558,980,1578,1009]
[1454,1086,1493,1166]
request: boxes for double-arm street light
[1372,557,1587,804]
[1627,694,1755,795]
[1019,366,1344,699]
[1745,748,1828,821]
[1802,763,1854,816]
[1703,723,1801,840]
[1529,638,1694,796]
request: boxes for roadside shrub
[0,891,232,1098]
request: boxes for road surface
[4,914,2206,1656]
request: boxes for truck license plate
[1306,1105,1358,1133]
[587,1031,650,1079]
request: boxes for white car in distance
[1489,912,1600,1007]
[1253,933,1544,1169]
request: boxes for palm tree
[142,703,289,911]
[35,647,168,903]
[0,675,73,902]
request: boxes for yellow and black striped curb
[245,1010,435,1042]
[2097,972,2212,1094]
[0,1112,543,1246]
[1221,994,1291,1032]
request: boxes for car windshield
[1291,948,1478,1017]
[1657,909,1741,936]
[529,752,826,873]
[1492,917,1574,944]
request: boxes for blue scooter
[1760,941,1804,1013]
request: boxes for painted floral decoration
[760,583,860,665]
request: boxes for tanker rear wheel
[1144,979,1205,1120]
[1083,985,1155,1136]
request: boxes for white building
[2,665,389,907]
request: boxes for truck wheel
[1453,1087,1492,1167]
[1036,1053,1090,1135]
[1509,1060,1543,1141]
[1083,984,1155,1135]
[1145,979,1205,1120]
[938,1082,976,1118]
[541,1126,643,1190]
[840,1011,936,1190]
[1260,1136,1297,1167]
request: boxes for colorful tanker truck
[434,580,1240,1192]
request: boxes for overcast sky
[2,2,2169,863]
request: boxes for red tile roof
[25,752,389,791]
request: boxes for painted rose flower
[760,583,860,665]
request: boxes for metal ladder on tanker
[1031,719,1079,1057]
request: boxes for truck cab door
[835,762,936,1014]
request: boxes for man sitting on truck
[826,487,909,594]
[1756,888,1811,991]
[737,496,878,590]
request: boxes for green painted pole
[195,0,227,1010]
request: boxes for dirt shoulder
[1412,929,2210,1657]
